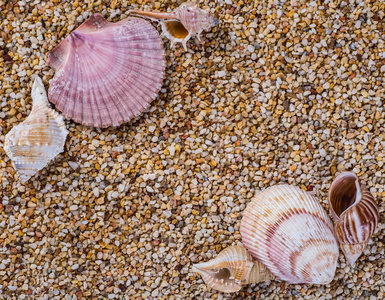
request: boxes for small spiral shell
[174,2,219,37]
[241,185,339,284]
[128,2,219,51]
[192,245,274,293]
[328,172,379,265]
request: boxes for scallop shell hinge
[4,76,68,183]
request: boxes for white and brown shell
[328,172,379,265]
[241,185,339,284]
[47,13,166,128]
[129,2,219,51]
[193,245,274,293]
[4,76,68,183]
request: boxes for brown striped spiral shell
[328,172,379,265]
[241,185,339,284]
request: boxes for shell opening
[164,20,189,39]
[193,265,242,293]
[210,268,234,283]
[330,173,360,216]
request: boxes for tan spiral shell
[128,2,219,51]
[4,76,68,183]
[328,172,379,265]
[192,245,274,293]
[241,185,339,284]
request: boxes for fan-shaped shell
[47,13,166,128]
[241,185,339,284]
[193,245,274,293]
[4,76,68,183]
[328,172,379,265]
[128,2,219,51]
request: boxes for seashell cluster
[193,245,274,293]
[47,13,166,128]
[129,2,219,51]
[328,172,379,265]
[241,185,339,284]
[4,76,68,183]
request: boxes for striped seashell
[4,76,68,183]
[47,13,166,128]
[241,185,339,284]
[128,2,219,51]
[328,172,379,265]
[192,245,274,293]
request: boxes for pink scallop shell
[47,13,166,128]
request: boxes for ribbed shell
[328,172,379,265]
[193,245,274,293]
[241,185,339,284]
[128,2,219,51]
[248,259,275,284]
[47,13,166,128]
[4,76,68,183]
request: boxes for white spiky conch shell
[4,76,68,183]
[192,245,274,293]
[328,172,379,265]
[241,185,339,284]
[128,2,219,51]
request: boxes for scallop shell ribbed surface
[241,185,339,284]
[47,13,166,128]
[4,77,68,183]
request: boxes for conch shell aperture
[128,2,219,51]
[4,76,68,183]
[328,172,379,265]
[241,185,339,284]
[193,245,274,293]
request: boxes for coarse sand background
[1,0,385,299]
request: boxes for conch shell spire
[127,10,177,21]
[328,172,379,265]
[31,76,49,106]
[192,245,274,293]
